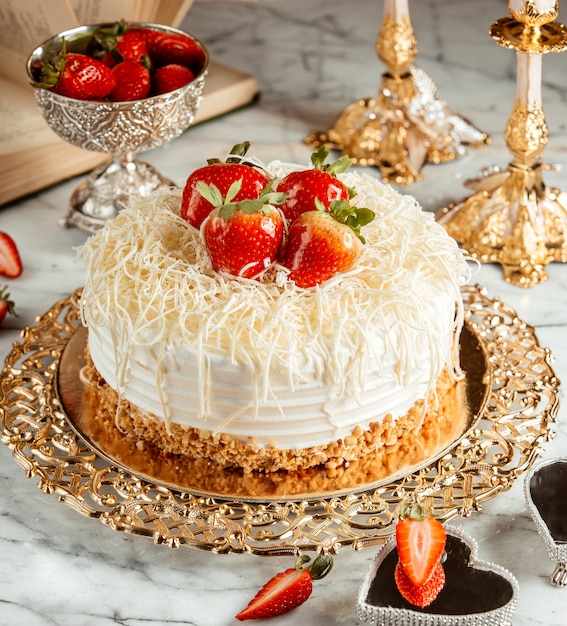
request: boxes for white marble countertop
[1,1,567,624]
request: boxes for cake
[77,157,471,475]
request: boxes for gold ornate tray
[0,285,559,555]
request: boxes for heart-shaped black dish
[524,457,567,586]
[357,526,519,625]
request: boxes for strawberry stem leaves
[196,179,288,221]
[0,285,17,318]
[299,554,334,580]
[207,141,252,166]
[314,198,375,244]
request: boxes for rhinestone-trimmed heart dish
[357,525,519,626]
[524,456,567,586]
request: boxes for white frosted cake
[78,162,470,473]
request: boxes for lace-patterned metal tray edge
[0,285,559,556]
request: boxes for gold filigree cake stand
[0,286,559,556]
[304,0,489,185]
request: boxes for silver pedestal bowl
[27,23,209,233]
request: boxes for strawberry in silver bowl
[27,21,209,232]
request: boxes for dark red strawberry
[279,199,374,288]
[108,60,151,101]
[132,27,206,74]
[236,554,333,621]
[0,232,23,278]
[0,285,17,325]
[181,142,270,229]
[395,504,447,587]
[153,63,194,95]
[277,146,354,223]
[200,181,286,279]
[90,21,150,68]
[31,40,116,101]
[394,559,445,608]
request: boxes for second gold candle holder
[437,1,567,288]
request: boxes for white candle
[509,0,558,23]
[509,0,557,13]
[383,0,410,22]
[515,51,542,108]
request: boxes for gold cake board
[0,285,559,556]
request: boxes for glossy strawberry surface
[280,209,362,288]
[153,63,194,95]
[203,202,283,279]
[182,164,269,229]
[277,168,350,223]
[108,60,151,101]
[51,52,117,100]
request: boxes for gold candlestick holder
[437,1,567,288]
[304,0,488,186]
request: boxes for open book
[0,0,259,206]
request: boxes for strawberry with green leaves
[91,21,150,68]
[276,146,355,223]
[181,142,270,229]
[279,199,374,288]
[153,63,194,95]
[200,180,286,279]
[0,286,17,325]
[31,40,116,101]
[394,503,447,608]
[236,554,333,621]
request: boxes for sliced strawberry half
[0,232,23,278]
[236,554,332,621]
[395,504,447,587]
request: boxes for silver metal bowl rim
[26,22,210,107]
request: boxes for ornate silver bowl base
[63,155,174,232]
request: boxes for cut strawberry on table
[181,142,270,229]
[0,285,17,325]
[279,199,374,288]
[0,232,23,279]
[236,554,333,621]
[31,39,117,101]
[200,180,286,279]
[277,145,355,223]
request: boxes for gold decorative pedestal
[437,1,567,288]
[304,0,488,185]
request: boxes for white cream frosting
[78,163,471,450]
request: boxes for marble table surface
[1,1,567,624]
